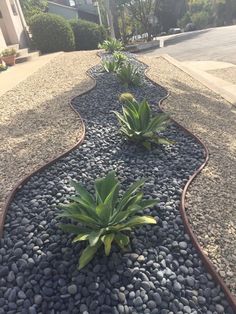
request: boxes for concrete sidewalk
[162,55,236,106]
[0,52,62,97]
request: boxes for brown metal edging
[141,64,236,310]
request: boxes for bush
[70,19,106,50]
[178,12,192,29]
[1,48,17,57]
[29,13,75,53]
[191,11,210,29]
[58,171,157,269]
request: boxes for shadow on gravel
[161,76,236,296]
[0,78,94,219]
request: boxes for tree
[19,0,47,22]
[212,0,236,25]
[181,0,236,29]
[155,0,187,32]
[116,0,132,42]
[126,0,156,41]
[110,0,121,39]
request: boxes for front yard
[0,49,235,313]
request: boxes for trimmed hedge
[70,19,106,50]
[29,13,75,53]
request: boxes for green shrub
[114,97,173,150]
[1,48,17,57]
[29,13,75,53]
[58,171,157,269]
[70,19,106,50]
[116,63,141,87]
[191,11,210,29]
[98,38,124,53]
[177,12,192,29]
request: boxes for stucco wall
[0,27,7,50]
[0,0,27,47]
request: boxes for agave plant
[119,92,135,104]
[102,60,119,73]
[116,63,141,87]
[98,39,124,53]
[114,98,173,150]
[113,52,127,66]
[102,52,127,73]
[58,171,157,269]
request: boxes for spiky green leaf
[102,233,115,256]
[59,224,91,234]
[78,243,101,269]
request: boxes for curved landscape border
[0,79,97,237]
[144,65,236,310]
[1,54,236,311]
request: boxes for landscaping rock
[0,53,233,314]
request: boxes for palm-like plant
[102,60,119,73]
[116,63,141,87]
[114,98,173,150]
[113,52,127,65]
[98,39,124,53]
[102,52,127,73]
[58,171,157,269]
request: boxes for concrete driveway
[144,25,236,64]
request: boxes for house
[0,0,28,50]
[48,0,100,24]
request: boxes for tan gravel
[139,55,236,296]
[0,51,99,221]
[208,67,236,85]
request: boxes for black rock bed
[0,54,233,314]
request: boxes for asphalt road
[143,25,236,64]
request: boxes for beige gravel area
[139,55,236,296]
[208,67,236,85]
[0,51,99,221]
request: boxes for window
[10,1,18,16]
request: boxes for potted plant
[0,48,17,66]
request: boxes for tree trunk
[120,8,127,43]
[110,0,121,39]
[104,0,115,38]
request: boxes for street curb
[160,54,236,106]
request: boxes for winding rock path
[0,53,235,313]
[0,51,99,228]
[139,55,236,296]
